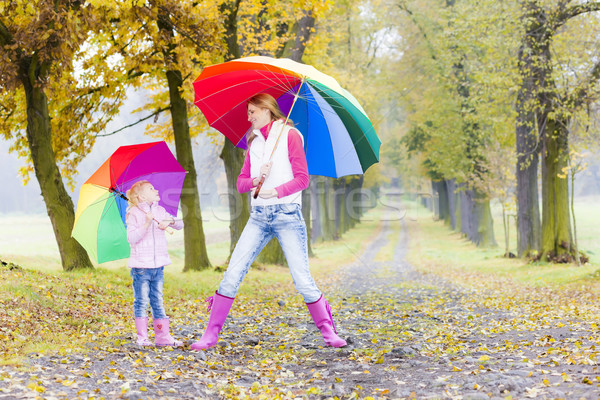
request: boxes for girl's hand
[158,218,174,230]
[258,188,278,199]
[144,212,154,228]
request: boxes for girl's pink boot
[135,317,153,346]
[190,291,235,350]
[153,318,183,347]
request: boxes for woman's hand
[259,161,272,178]
[257,188,278,199]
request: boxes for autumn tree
[115,0,224,271]
[515,0,600,261]
[0,1,131,270]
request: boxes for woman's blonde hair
[246,93,293,147]
[126,180,151,209]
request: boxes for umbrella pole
[254,79,305,199]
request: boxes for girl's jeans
[131,266,167,319]
[219,203,322,303]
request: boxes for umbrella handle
[152,217,175,235]
[253,174,266,199]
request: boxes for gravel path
[1,217,600,399]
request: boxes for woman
[190,93,347,350]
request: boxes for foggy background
[0,90,227,215]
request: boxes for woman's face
[247,103,272,130]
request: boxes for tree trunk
[474,191,496,247]
[515,3,546,258]
[310,178,322,242]
[220,140,250,258]
[460,188,476,241]
[540,120,573,261]
[446,178,457,230]
[570,169,580,265]
[220,0,249,261]
[20,58,93,271]
[302,187,314,256]
[333,178,345,238]
[165,69,211,271]
[433,180,450,225]
[157,10,211,271]
[515,99,542,257]
[317,177,334,242]
[454,187,462,233]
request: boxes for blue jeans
[131,267,167,319]
[219,203,322,303]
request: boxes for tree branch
[566,59,600,109]
[0,19,13,46]
[96,106,170,137]
[554,1,600,29]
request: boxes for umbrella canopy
[72,141,186,263]
[193,56,381,178]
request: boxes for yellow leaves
[26,382,45,393]
[478,355,490,363]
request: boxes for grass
[401,197,600,290]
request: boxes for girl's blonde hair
[126,180,151,209]
[246,93,293,147]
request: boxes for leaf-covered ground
[2,217,600,399]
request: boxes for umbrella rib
[202,79,306,140]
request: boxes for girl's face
[247,103,272,130]
[139,183,160,204]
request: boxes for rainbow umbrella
[193,56,381,178]
[72,141,186,263]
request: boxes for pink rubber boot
[306,295,347,348]
[190,291,235,350]
[135,317,153,347]
[153,318,183,347]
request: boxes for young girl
[190,93,347,350]
[126,180,183,347]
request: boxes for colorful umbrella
[72,141,186,263]
[193,56,381,178]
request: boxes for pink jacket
[126,202,183,268]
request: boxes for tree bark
[474,191,497,247]
[220,0,250,261]
[20,57,93,271]
[310,178,322,242]
[165,69,211,271]
[317,177,334,242]
[302,187,314,256]
[220,140,250,258]
[515,1,546,257]
[446,178,457,230]
[540,119,573,261]
[460,188,476,241]
[157,11,211,271]
[433,180,450,225]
